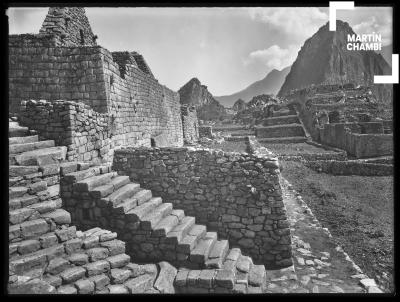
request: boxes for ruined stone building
[8,7,293,294]
[9,7,190,162]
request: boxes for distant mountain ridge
[278,20,391,97]
[178,78,226,121]
[215,66,291,108]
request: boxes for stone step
[9,140,55,154]
[74,172,116,192]
[9,238,42,258]
[9,135,39,145]
[113,188,152,214]
[222,248,242,270]
[205,239,229,269]
[12,146,67,166]
[9,126,29,137]
[177,224,207,254]
[27,198,63,215]
[9,165,40,177]
[64,168,98,184]
[10,218,50,242]
[41,209,71,225]
[9,195,39,211]
[166,216,196,245]
[125,197,162,223]
[9,121,20,128]
[104,183,141,207]
[248,264,266,288]
[257,136,308,144]
[140,203,173,230]
[236,255,253,273]
[190,232,217,265]
[9,186,28,199]
[255,123,305,138]
[89,175,131,199]
[9,207,40,225]
[152,214,180,237]
[263,114,300,126]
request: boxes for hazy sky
[7,7,392,96]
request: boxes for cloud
[248,7,328,44]
[353,16,392,46]
[246,44,299,71]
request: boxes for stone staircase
[255,106,308,144]
[8,118,175,294]
[9,118,268,293]
[61,165,267,293]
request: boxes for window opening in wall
[151,138,156,147]
[79,29,84,45]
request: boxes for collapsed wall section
[113,147,293,268]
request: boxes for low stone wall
[319,123,393,158]
[305,160,393,176]
[18,100,114,162]
[198,126,213,138]
[112,147,293,268]
[255,124,305,138]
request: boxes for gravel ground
[280,160,394,292]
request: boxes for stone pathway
[264,178,383,293]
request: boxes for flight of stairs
[8,118,166,294]
[9,118,267,293]
[61,166,267,292]
[255,106,308,144]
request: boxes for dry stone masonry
[112,147,293,268]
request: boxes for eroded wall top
[39,7,97,46]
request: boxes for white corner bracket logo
[329,1,398,84]
[374,54,399,84]
[329,1,354,31]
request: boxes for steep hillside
[178,78,226,121]
[215,66,291,107]
[278,20,392,105]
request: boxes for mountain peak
[278,20,390,96]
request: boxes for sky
[7,7,393,96]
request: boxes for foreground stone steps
[9,135,39,145]
[10,146,68,166]
[9,225,173,294]
[9,140,55,155]
[63,168,267,290]
[9,125,30,137]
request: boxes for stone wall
[319,123,393,158]
[9,36,108,113]
[9,38,184,149]
[199,126,213,138]
[99,47,184,148]
[181,105,199,144]
[18,100,113,162]
[39,7,97,47]
[305,160,393,176]
[112,147,293,268]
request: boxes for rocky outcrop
[232,99,247,112]
[278,20,392,106]
[178,78,226,121]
